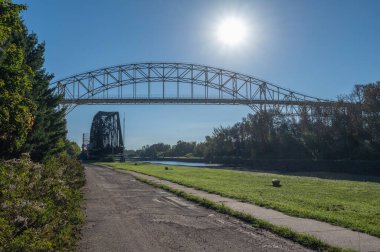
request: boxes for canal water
[144,160,221,167]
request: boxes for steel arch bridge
[52,62,340,115]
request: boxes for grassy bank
[133,176,350,252]
[0,156,85,251]
[103,162,380,238]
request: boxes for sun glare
[217,17,247,46]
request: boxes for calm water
[145,160,221,167]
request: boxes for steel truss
[52,62,344,116]
[89,111,124,155]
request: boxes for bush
[0,155,85,251]
[184,153,194,158]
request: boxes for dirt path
[79,164,310,252]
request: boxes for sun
[217,17,247,46]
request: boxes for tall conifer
[19,25,67,162]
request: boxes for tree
[170,140,196,157]
[140,143,171,158]
[362,83,380,154]
[0,1,67,161]
[19,24,67,162]
[0,1,35,158]
[65,140,81,158]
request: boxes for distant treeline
[129,83,380,161]
[128,140,202,159]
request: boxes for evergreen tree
[19,25,67,162]
[0,0,35,158]
[1,0,67,161]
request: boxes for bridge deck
[61,98,341,107]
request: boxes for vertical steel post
[249,78,252,99]
[246,80,248,99]
[176,65,179,99]
[191,65,193,100]
[219,71,222,100]
[119,68,123,99]
[233,76,237,100]
[263,82,267,111]
[106,74,109,99]
[133,66,136,99]
[205,67,208,101]
[117,70,123,99]
[103,74,105,99]
[162,64,165,100]
[148,65,151,100]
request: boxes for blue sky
[17,0,380,149]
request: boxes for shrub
[0,155,85,251]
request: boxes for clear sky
[16,0,380,149]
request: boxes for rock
[272,179,281,187]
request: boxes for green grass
[133,175,350,252]
[101,161,380,238]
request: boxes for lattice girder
[52,62,341,115]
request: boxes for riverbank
[128,157,380,177]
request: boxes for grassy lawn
[101,161,380,238]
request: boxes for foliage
[136,141,198,158]
[107,162,380,238]
[202,83,380,161]
[0,0,35,158]
[135,83,380,161]
[137,143,171,158]
[0,1,67,162]
[65,140,81,158]
[18,22,67,162]
[0,155,85,251]
[170,141,196,157]
[0,2,85,251]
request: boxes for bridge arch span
[52,62,336,115]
